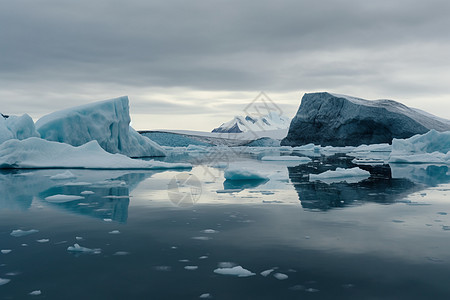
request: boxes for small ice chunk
[1,250,12,254]
[67,243,101,254]
[80,190,95,195]
[10,229,39,237]
[29,290,42,296]
[179,259,190,262]
[184,266,198,270]
[273,273,288,280]
[109,230,120,234]
[213,266,256,277]
[309,167,370,184]
[0,278,11,286]
[113,251,130,256]
[260,269,274,277]
[192,236,211,241]
[305,288,319,292]
[45,194,84,203]
[154,266,171,271]
[199,293,212,298]
[50,170,77,180]
[199,256,208,259]
[202,229,218,234]
[76,237,83,240]
[21,244,28,247]
[103,218,112,222]
[36,239,49,243]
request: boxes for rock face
[281,92,450,147]
[36,96,165,157]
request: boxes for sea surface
[1,148,450,299]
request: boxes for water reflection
[0,169,157,222]
[287,154,450,210]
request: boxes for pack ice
[36,96,165,157]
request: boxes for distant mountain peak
[212,112,290,133]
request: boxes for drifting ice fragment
[67,243,101,254]
[45,194,84,203]
[309,167,370,184]
[29,290,42,296]
[184,266,198,270]
[260,269,274,277]
[224,167,269,181]
[1,250,12,254]
[10,229,39,237]
[273,273,288,280]
[0,278,10,286]
[213,266,256,277]
[199,293,212,298]
[50,170,77,180]
[36,239,50,243]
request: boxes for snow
[50,170,77,180]
[0,114,40,145]
[389,130,450,164]
[224,166,269,181]
[261,156,311,163]
[10,229,39,237]
[213,266,256,277]
[36,96,165,157]
[212,112,290,134]
[44,194,85,203]
[0,137,192,169]
[67,243,101,254]
[309,167,370,184]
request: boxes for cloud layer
[1,0,450,130]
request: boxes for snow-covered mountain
[212,112,290,133]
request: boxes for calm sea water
[1,150,450,299]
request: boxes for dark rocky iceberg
[282,92,450,147]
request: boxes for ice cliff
[36,96,165,157]
[282,92,450,147]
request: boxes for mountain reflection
[288,154,450,211]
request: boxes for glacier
[0,137,191,169]
[0,114,40,144]
[36,96,165,157]
[282,92,450,147]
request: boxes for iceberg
[389,130,450,164]
[0,137,191,169]
[36,96,165,157]
[0,114,40,144]
[282,92,450,147]
[67,243,101,254]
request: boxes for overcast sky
[1,0,450,130]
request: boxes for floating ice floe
[260,269,274,277]
[67,243,101,254]
[1,250,12,254]
[202,229,218,234]
[184,266,198,270]
[45,194,85,203]
[10,229,39,237]
[29,290,42,296]
[36,239,50,243]
[0,278,11,286]
[199,293,212,299]
[50,170,77,180]
[309,167,370,184]
[273,273,288,280]
[80,190,95,195]
[261,156,311,163]
[213,266,256,277]
[109,230,120,234]
[36,96,165,157]
[113,251,130,256]
[389,130,450,164]
[224,166,269,181]
[0,137,191,169]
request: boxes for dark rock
[281,92,450,147]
